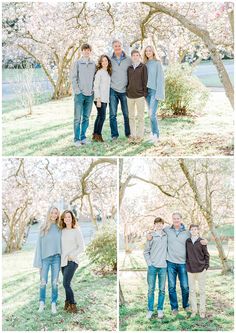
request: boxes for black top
[126,63,148,98]
[186,237,210,273]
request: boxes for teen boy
[71,43,96,147]
[186,224,210,319]
[127,49,148,143]
[143,217,167,319]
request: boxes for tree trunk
[142,2,234,108]
[119,281,125,305]
[179,158,232,274]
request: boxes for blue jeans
[109,88,130,138]
[147,265,167,311]
[74,93,94,141]
[93,101,107,135]
[167,261,189,310]
[62,261,78,304]
[40,254,61,304]
[146,88,159,137]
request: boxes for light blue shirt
[33,223,61,268]
[146,59,165,101]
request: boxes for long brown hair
[96,54,112,76]
[60,210,77,229]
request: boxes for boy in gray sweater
[71,43,96,147]
[144,217,167,319]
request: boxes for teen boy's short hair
[131,49,141,56]
[189,224,200,230]
[81,43,92,51]
[154,217,165,224]
[172,212,182,219]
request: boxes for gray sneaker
[184,306,191,312]
[146,311,153,319]
[157,310,164,319]
[81,139,91,145]
[111,136,118,142]
[172,309,179,316]
[74,140,81,147]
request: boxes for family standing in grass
[33,207,85,314]
[71,40,165,146]
[144,213,210,319]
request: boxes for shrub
[86,223,117,272]
[161,63,209,116]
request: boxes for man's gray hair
[172,212,182,219]
[112,39,122,46]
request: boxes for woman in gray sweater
[92,55,112,142]
[33,207,61,314]
[143,46,165,144]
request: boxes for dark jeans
[93,101,107,135]
[147,265,167,311]
[167,260,189,310]
[109,88,130,138]
[62,261,78,304]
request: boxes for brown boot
[64,300,70,311]
[98,135,104,142]
[68,303,78,314]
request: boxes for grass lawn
[119,247,234,331]
[2,247,117,331]
[2,90,233,156]
[119,270,234,331]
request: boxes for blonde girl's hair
[143,45,160,64]
[40,206,60,236]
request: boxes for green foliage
[86,223,117,271]
[162,63,209,116]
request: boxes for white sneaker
[51,302,57,314]
[146,310,153,319]
[81,139,91,145]
[38,301,45,312]
[157,310,164,319]
[148,134,154,143]
[74,140,81,147]
[152,134,159,145]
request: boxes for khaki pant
[188,269,207,313]
[127,97,145,138]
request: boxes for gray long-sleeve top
[71,57,96,96]
[143,231,167,268]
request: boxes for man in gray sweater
[71,43,96,147]
[110,40,132,140]
[144,217,167,319]
[147,212,207,316]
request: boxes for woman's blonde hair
[143,45,160,64]
[40,206,60,235]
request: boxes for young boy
[126,49,148,143]
[143,217,167,319]
[71,43,96,147]
[186,224,210,318]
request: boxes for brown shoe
[68,303,78,313]
[92,134,101,142]
[64,300,70,311]
[98,135,104,142]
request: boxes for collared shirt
[132,62,141,69]
[191,236,199,244]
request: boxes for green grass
[2,247,117,331]
[119,270,234,331]
[2,90,234,156]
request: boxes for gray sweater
[146,59,165,101]
[110,52,132,93]
[71,57,96,96]
[143,231,167,268]
[164,225,190,264]
[94,69,111,103]
[33,223,61,268]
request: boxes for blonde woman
[143,45,165,144]
[33,207,61,314]
[60,210,85,313]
